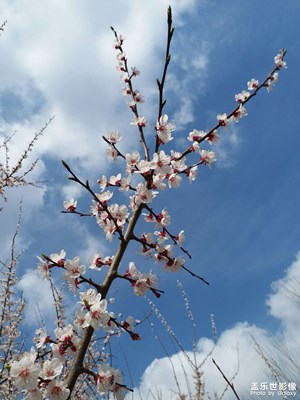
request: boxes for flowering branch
[58,14,286,397]
[0,117,54,207]
[62,160,126,242]
[132,233,209,285]
[0,203,25,397]
[143,203,192,259]
[110,26,150,161]
[101,135,126,160]
[5,6,288,400]
[117,272,165,298]
[178,49,287,160]
[40,254,103,292]
[66,204,144,395]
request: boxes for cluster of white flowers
[274,51,287,69]
[96,364,125,400]
[125,262,157,296]
[76,289,112,330]
[90,252,113,269]
[10,346,70,399]
[98,203,129,241]
[9,284,133,398]
[136,209,187,273]
[37,250,66,280]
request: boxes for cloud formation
[127,254,300,399]
[1,0,203,173]
[1,1,210,290]
[17,268,55,326]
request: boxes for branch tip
[61,160,71,172]
[167,6,172,25]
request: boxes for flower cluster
[125,262,158,296]
[51,325,79,358]
[37,251,87,290]
[96,364,125,400]
[97,201,129,242]
[138,209,187,273]
[10,347,70,399]
[9,288,137,399]
[78,289,111,330]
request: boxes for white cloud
[214,125,240,168]
[128,254,300,399]
[267,252,300,334]
[129,323,269,400]
[16,269,55,326]
[65,221,110,264]
[191,54,209,71]
[173,97,195,129]
[61,182,84,202]
[0,0,205,175]
[0,170,46,258]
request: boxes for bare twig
[212,358,241,400]
[155,6,174,153]
[0,20,7,36]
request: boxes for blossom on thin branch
[0,118,53,208]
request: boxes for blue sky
[1,0,300,398]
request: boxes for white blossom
[96,364,124,399]
[187,129,206,142]
[106,130,122,143]
[63,198,77,212]
[200,150,217,166]
[135,183,158,204]
[235,90,250,103]
[247,78,259,91]
[106,145,118,161]
[10,348,39,389]
[45,380,70,400]
[83,300,110,330]
[64,257,86,279]
[156,114,175,144]
[40,358,63,380]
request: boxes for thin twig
[212,358,241,400]
[0,20,7,36]
[155,6,174,153]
